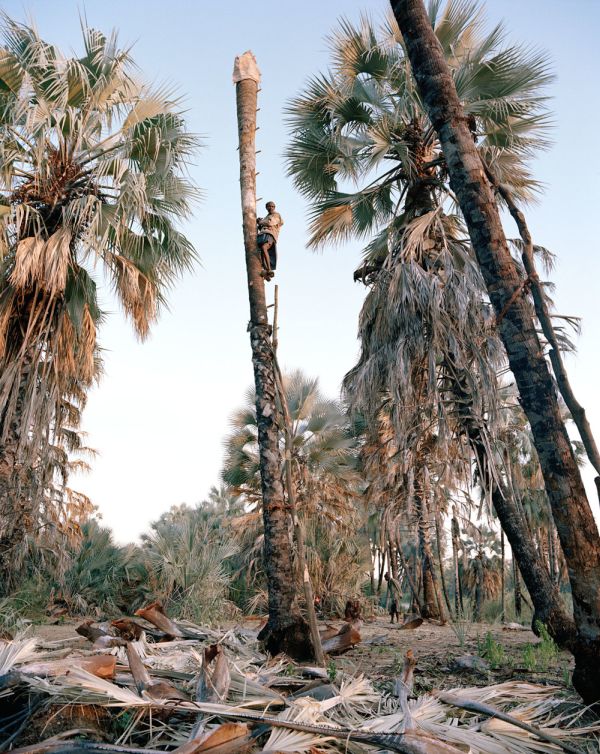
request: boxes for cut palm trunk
[392,0,600,702]
[233,51,311,660]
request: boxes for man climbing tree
[257,201,284,280]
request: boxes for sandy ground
[330,617,572,692]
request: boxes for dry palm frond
[228,668,286,707]
[0,637,38,674]
[258,705,339,754]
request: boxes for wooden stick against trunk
[233,51,311,659]
[272,285,326,666]
[433,691,584,754]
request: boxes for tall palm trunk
[0,366,35,594]
[451,507,463,617]
[435,511,452,615]
[234,52,310,659]
[513,560,522,618]
[450,366,575,644]
[392,0,600,702]
[415,492,442,619]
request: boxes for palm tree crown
[286,2,553,457]
[0,17,201,454]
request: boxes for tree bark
[234,52,311,659]
[451,507,463,617]
[513,559,522,618]
[392,0,600,702]
[500,530,505,623]
[435,511,453,615]
[415,493,441,619]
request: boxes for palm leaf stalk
[271,286,325,665]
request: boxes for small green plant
[520,623,560,673]
[0,596,25,635]
[449,605,473,647]
[327,659,337,683]
[479,631,505,669]
[522,643,536,672]
[535,621,559,671]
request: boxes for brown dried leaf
[175,723,251,754]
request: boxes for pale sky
[4,0,599,541]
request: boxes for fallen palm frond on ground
[1,603,599,753]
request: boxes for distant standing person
[257,201,284,281]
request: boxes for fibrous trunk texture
[416,493,443,620]
[234,53,311,660]
[392,0,600,702]
[0,374,33,595]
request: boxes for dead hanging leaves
[10,231,72,296]
[1,600,599,754]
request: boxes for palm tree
[0,18,200,586]
[142,512,239,623]
[233,52,311,658]
[222,371,364,614]
[391,0,600,703]
[286,3,576,656]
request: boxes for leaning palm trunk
[392,0,600,702]
[488,172,600,485]
[233,52,311,659]
[449,366,575,646]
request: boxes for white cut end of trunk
[232,51,261,84]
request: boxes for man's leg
[259,244,272,276]
[268,246,277,280]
